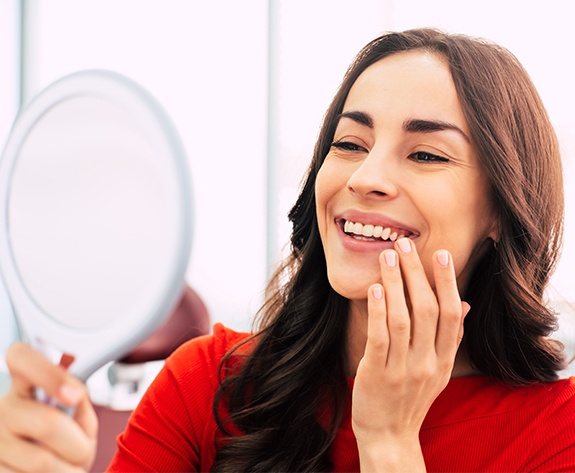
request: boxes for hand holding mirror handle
[32,341,77,415]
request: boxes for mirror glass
[10,96,172,330]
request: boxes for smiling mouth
[342,220,416,242]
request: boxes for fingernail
[59,384,83,404]
[372,284,383,300]
[384,250,397,267]
[397,237,411,253]
[436,250,449,267]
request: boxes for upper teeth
[344,220,406,242]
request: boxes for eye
[409,151,449,163]
[330,141,367,152]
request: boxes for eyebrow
[336,111,471,143]
[337,111,374,128]
[404,118,471,143]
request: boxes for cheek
[443,221,495,291]
[315,161,343,226]
[415,179,494,279]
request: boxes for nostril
[347,172,398,199]
[370,190,387,197]
[347,184,388,198]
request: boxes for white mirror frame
[0,70,192,381]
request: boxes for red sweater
[108,324,575,472]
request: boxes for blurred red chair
[89,285,210,472]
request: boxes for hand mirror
[0,70,192,382]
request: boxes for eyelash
[330,141,366,152]
[409,151,449,163]
[330,142,449,163]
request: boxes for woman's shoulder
[166,322,252,368]
[498,375,575,412]
[109,324,253,471]
[534,376,575,430]
[424,375,575,430]
[540,376,575,406]
[171,322,253,355]
[422,377,575,471]
[165,322,253,379]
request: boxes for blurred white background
[1,0,574,373]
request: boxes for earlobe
[488,231,500,248]
[486,219,500,247]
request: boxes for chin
[327,272,376,301]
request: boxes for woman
[1,28,573,472]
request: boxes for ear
[487,220,500,246]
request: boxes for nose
[347,147,399,200]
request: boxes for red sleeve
[106,324,249,472]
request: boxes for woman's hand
[352,238,469,472]
[0,343,98,472]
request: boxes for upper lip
[336,210,420,237]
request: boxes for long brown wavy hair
[211,28,566,472]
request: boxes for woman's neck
[344,299,481,378]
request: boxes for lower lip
[337,224,397,253]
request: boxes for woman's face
[315,50,497,302]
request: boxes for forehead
[343,50,470,135]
